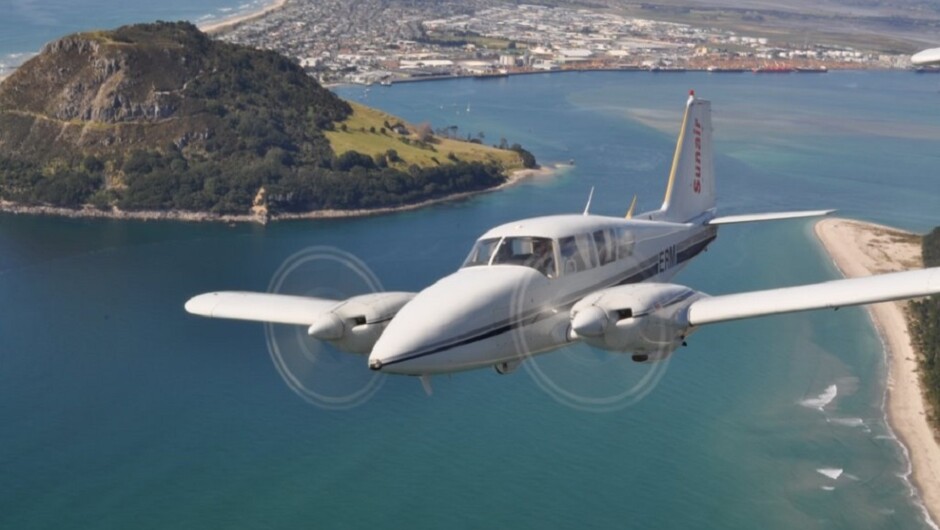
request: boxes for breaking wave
[801,384,838,411]
[817,468,844,480]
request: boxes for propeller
[264,246,386,410]
[503,262,673,413]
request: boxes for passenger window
[593,229,615,266]
[559,234,597,275]
[616,228,634,259]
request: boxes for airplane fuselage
[368,213,718,375]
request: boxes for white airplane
[186,91,940,384]
[912,47,940,66]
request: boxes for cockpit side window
[559,234,597,275]
[463,238,501,267]
[492,236,557,277]
[463,236,557,278]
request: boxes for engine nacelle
[307,292,414,354]
[570,283,705,360]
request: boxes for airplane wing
[687,267,940,326]
[185,290,416,354]
[707,209,834,225]
[912,47,940,66]
[185,291,340,326]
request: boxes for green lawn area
[325,102,523,170]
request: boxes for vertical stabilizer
[658,91,715,223]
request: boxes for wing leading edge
[687,267,940,326]
[707,209,835,225]
[185,291,340,326]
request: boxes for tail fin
[657,91,715,223]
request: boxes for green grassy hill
[326,103,523,170]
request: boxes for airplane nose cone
[369,267,545,374]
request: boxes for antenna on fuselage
[419,374,433,396]
[625,194,638,219]
[583,187,595,215]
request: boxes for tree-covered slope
[909,227,940,431]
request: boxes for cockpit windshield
[463,236,557,278]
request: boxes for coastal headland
[815,218,940,526]
[0,22,539,223]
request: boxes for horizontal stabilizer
[185,291,339,326]
[688,267,940,326]
[707,209,835,225]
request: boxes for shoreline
[198,0,289,34]
[814,218,940,528]
[0,164,567,224]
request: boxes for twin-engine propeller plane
[186,91,940,387]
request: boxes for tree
[510,143,537,169]
[335,150,376,171]
[415,122,433,142]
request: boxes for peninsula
[815,218,940,526]
[0,22,533,223]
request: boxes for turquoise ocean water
[2,14,940,527]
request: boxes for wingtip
[184,292,219,316]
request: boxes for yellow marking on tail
[661,102,692,208]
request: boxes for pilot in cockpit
[531,238,556,278]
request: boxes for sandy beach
[815,218,940,526]
[198,0,288,34]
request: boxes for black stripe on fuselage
[380,230,717,368]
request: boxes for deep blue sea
[2,5,940,528]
